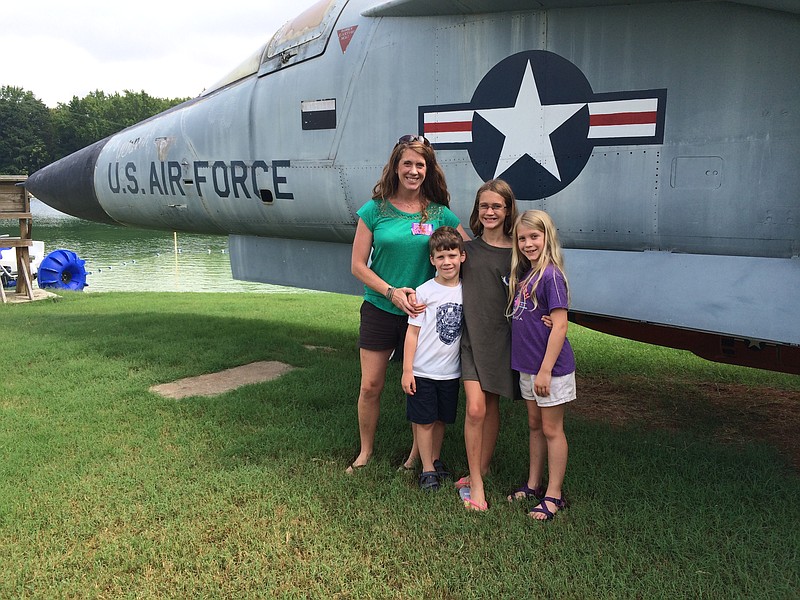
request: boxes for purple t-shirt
[510,264,576,376]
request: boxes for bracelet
[385,286,395,301]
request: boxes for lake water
[3,200,308,294]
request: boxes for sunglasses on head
[397,134,430,146]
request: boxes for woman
[457,179,519,509]
[347,135,468,474]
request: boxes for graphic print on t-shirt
[436,303,463,345]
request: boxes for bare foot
[398,457,418,472]
[463,497,488,511]
[345,455,370,474]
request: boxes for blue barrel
[38,249,88,291]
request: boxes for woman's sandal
[507,482,545,502]
[528,496,567,521]
[454,476,471,490]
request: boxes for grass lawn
[1,292,798,598]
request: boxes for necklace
[391,198,421,212]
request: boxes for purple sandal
[528,496,567,521]
[507,482,545,502]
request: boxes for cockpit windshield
[201,0,345,96]
[266,0,340,59]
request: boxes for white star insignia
[476,60,585,181]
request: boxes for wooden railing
[0,175,34,302]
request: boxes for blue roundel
[467,50,594,200]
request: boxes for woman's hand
[391,287,426,317]
[406,289,426,316]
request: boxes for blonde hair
[506,210,569,315]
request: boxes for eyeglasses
[478,203,506,212]
[397,134,430,146]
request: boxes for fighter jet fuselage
[25,0,800,373]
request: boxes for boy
[401,226,465,492]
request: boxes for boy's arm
[402,324,421,395]
[534,308,568,397]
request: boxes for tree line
[0,86,188,175]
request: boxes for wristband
[385,286,395,301]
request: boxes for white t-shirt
[408,278,463,380]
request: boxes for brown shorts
[358,300,409,351]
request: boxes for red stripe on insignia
[424,121,472,134]
[590,111,657,126]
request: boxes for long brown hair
[371,138,451,221]
[468,179,518,237]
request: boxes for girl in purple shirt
[506,210,576,521]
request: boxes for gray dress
[460,237,519,399]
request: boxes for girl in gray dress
[457,179,519,510]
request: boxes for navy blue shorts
[358,301,408,352]
[406,377,460,425]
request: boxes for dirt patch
[150,361,294,399]
[571,375,800,472]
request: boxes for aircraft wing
[363,0,799,16]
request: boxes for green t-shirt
[357,199,460,315]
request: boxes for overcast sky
[2,0,319,107]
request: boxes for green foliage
[0,86,53,174]
[50,90,188,159]
[0,86,188,174]
[0,292,798,598]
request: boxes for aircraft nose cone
[25,139,118,225]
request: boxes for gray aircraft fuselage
[25,0,800,373]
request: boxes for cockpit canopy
[201,0,346,96]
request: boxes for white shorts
[519,371,576,407]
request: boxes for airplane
[24,0,800,374]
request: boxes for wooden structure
[0,175,34,303]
